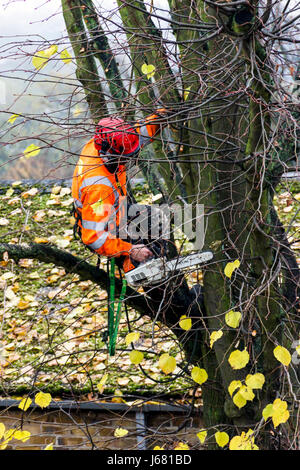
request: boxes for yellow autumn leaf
[228,349,249,370]
[224,259,240,279]
[245,373,265,390]
[114,427,128,438]
[44,443,54,450]
[125,332,140,346]
[2,429,15,443]
[158,353,176,374]
[61,49,72,64]
[91,200,104,216]
[237,385,255,401]
[32,50,49,70]
[77,159,84,177]
[272,399,290,428]
[34,237,49,244]
[262,399,290,428]
[14,430,31,442]
[22,187,39,198]
[229,429,258,450]
[179,315,192,331]
[51,185,61,195]
[191,366,208,385]
[18,397,32,411]
[197,429,207,444]
[129,350,144,365]
[233,391,247,409]
[32,45,58,70]
[24,144,40,158]
[141,63,156,79]
[225,310,242,328]
[17,300,30,310]
[0,441,9,450]
[35,392,52,409]
[238,385,255,401]
[97,374,108,393]
[0,423,5,439]
[184,86,191,101]
[5,188,14,197]
[228,380,242,397]
[73,106,82,117]
[7,114,20,124]
[210,330,223,348]
[273,345,291,366]
[174,442,189,450]
[262,403,274,421]
[215,431,229,448]
[44,45,58,56]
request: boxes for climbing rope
[107,257,127,356]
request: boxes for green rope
[108,257,115,346]
[108,258,127,356]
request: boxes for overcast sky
[0,0,298,108]
[0,0,170,40]
[2,0,66,41]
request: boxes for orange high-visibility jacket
[71,112,165,263]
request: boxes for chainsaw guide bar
[125,251,214,287]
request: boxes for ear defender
[101,140,110,153]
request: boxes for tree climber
[71,110,169,273]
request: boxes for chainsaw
[125,251,213,287]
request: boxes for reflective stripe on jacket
[71,112,165,258]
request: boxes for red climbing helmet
[94,117,140,157]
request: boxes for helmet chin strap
[98,142,140,173]
[100,152,123,173]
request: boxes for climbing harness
[107,257,127,356]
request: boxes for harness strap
[107,257,127,356]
